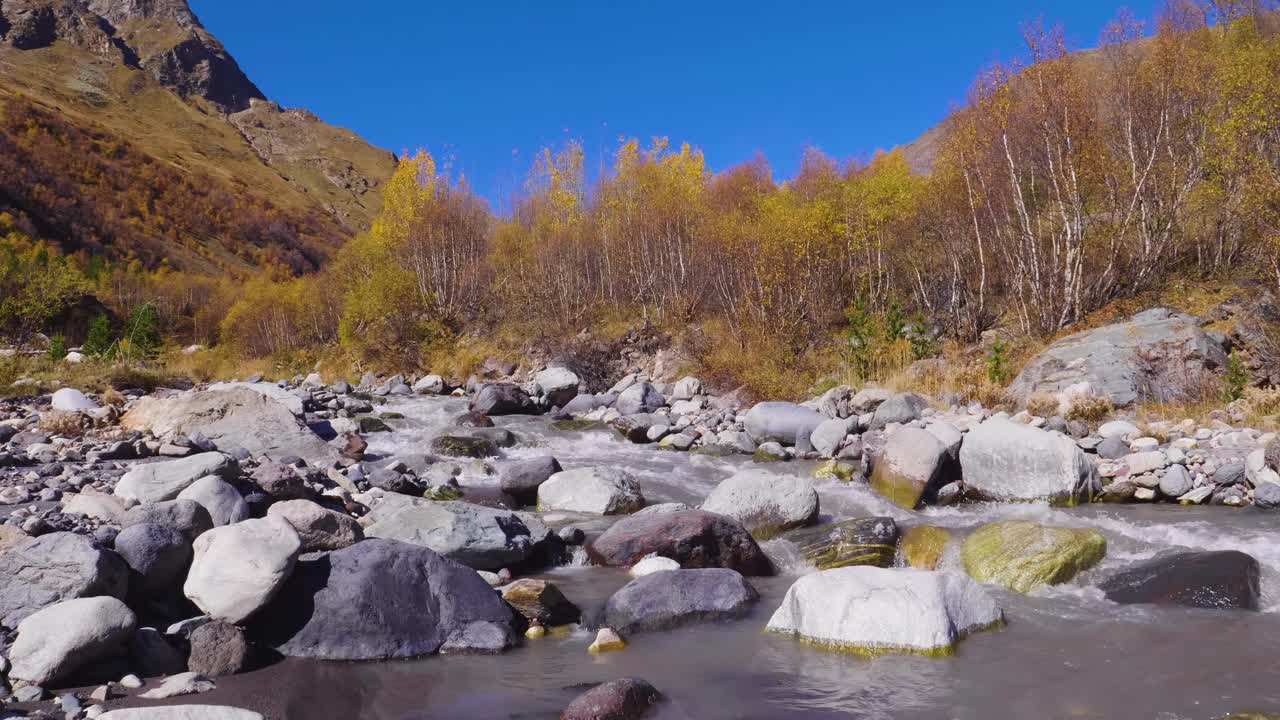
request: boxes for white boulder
[537,467,645,515]
[183,516,301,624]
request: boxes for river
[185,395,1280,719]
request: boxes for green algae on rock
[961,520,1106,593]
[900,525,952,570]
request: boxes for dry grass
[1025,392,1059,417]
[38,410,89,437]
[1066,394,1114,423]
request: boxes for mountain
[0,0,396,273]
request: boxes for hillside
[0,0,396,273]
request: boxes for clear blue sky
[192,0,1158,211]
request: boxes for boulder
[9,596,136,686]
[809,417,854,458]
[430,435,498,458]
[562,678,663,720]
[413,374,447,395]
[250,539,515,659]
[766,566,1003,655]
[0,532,128,627]
[1098,550,1260,610]
[123,388,335,463]
[869,427,948,509]
[470,383,537,416]
[364,494,548,570]
[209,381,306,415]
[900,525,951,570]
[99,709,263,720]
[500,455,562,504]
[603,568,758,635]
[588,510,772,576]
[961,520,1107,593]
[1254,482,1280,509]
[183,516,302,623]
[793,517,899,570]
[1158,465,1194,499]
[115,453,238,505]
[187,621,254,677]
[51,387,98,412]
[1008,308,1229,407]
[869,392,928,429]
[113,523,192,596]
[700,469,819,535]
[616,382,665,415]
[671,376,704,401]
[267,499,363,552]
[122,500,214,543]
[743,402,824,445]
[500,578,580,626]
[537,467,645,515]
[630,555,681,576]
[62,492,128,524]
[176,476,250,527]
[250,462,309,500]
[534,367,580,407]
[959,418,1099,504]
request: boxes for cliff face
[0,0,396,271]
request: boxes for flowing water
[193,396,1280,719]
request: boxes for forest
[3,1,1279,399]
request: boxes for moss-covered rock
[378,411,406,420]
[794,517,899,570]
[753,443,788,463]
[868,427,947,509]
[355,416,391,433]
[900,525,951,570]
[961,520,1106,593]
[813,460,859,483]
[429,435,497,459]
[553,419,608,432]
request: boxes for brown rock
[500,579,580,627]
[588,511,772,576]
[187,621,253,677]
[561,678,662,720]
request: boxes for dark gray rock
[1254,482,1280,509]
[187,621,253,677]
[1096,437,1128,460]
[130,627,187,678]
[470,383,538,416]
[562,678,663,720]
[1099,550,1260,610]
[113,523,191,596]
[869,393,928,429]
[500,455,562,504]
[429,435,497,459]
[122,500,214,543]
[588,510,772,576]
[250,539,516,660]
[616,383,665,416]
[603,569,758,635]
[0,532,129,627]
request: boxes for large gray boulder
[114,453,238,505]
[208,381,306,415]
[51,388,98,412]
[603,568,758,635]
[499,455,562,504]
[766,566,1003,655]
[869,392,928,429]
[537,467,645,515]
[364,495,549,570]
[122,388,335,463]
[1008,308,1229,407]
[0,532,128,627]
[177,476,250,527]
[700,469,819,535]
[250,539,515,660]
[122,500,214,542]
[959,417,1099,504]
[809,417,855,458]
[616,382,665,415]
[744,402,824,446]
[534,367,580,407]
[9,596,137,686]
[183,516,302,624]
[869,427,948,509]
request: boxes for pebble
[588,627,626,653]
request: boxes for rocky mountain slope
[0,0,396,272]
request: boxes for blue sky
[192,0,1159,210]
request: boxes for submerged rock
[766,566,1003,655]
[793,517,899,570]
[1099,550,1261,610]
[588,510,772,576]
[250,539,515,660]
[603,568,758,636]
[900,525,951,570]
[500,579,581,627]
[561,678,663,720]
[961,520,1106,593]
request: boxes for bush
[1026,392,1059,417]
[120,303,161,359]
[47,334,66,362]
[82,314,113,357]
[1066,394,1114,423]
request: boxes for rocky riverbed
[2,364,1280,719]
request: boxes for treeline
[0,96,346,274]
[7,2,1280,396]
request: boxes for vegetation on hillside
[5,2,1280,401]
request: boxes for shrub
[1066,394,1114,423]
[82,314,113,357]
[1026,392,1059,418]
[985,339,1009,384]
[1223,349,1249,403]
[47,334,66,362]
[38,410,88,437]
